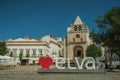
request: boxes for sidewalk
[0,65,56,74]
[0,65,40,74]
[0,65,120,80]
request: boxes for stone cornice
[6,41,50,48]
[67,42,86,45]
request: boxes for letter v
[75,57,83,69]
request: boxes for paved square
[0,65,120,80]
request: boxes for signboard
[38,57,105,70]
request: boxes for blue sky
[0,0,120,41]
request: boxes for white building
[6,35,63,65]
[36,34,63,59]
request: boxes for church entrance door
[74,46,83,59]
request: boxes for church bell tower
[64,16,91,60]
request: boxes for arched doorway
[73,46,83,59]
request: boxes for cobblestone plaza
[0,65,120,80]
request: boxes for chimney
[25,35,30,40]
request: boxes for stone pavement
[0,65,120,80]
[0,65,40,74]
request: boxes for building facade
[64,16,92,60]
[36,34,63,59]
[6,35,63,64]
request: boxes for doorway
[74,46,83,59]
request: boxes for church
[64,16,92,60]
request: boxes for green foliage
[19,53,23,61]
[116,50,120,57]
[86,44,101,58]
[0,41,7,56]
[90,28,101,44]
[26,53,29,58]
[95,7,120,56]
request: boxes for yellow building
[64,16,92,60]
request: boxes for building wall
[40,34,63,58]
[6,35,63,64]
[64,16,92,60]
[7,46,47,57]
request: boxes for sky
[0,0,120,41]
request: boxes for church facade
[64,16,92,60]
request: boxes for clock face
[76,34,80,38]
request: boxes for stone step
[37,68,106,74]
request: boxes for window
[76,34,80,38]
[20,49,24,56]
[74,26,77,31]
[39,49,43,56]
[26,50,30,54]
[6,49,10,54]
[73,38,75,42]
[77,26,79,30]
[13,49,17,56]
[33,49,36,56]
[20,49,23,54]
[74,25,81,31]
[26,50,30,57]
[78,26,81,30]
[81,38,83,42]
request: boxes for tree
[95,7,120,70]
[26,53,29,58]
[86,44,101,58]
[89,28,101,44]
[95,7,120,56]
[19,53,23,62]
[0,41,7,56]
